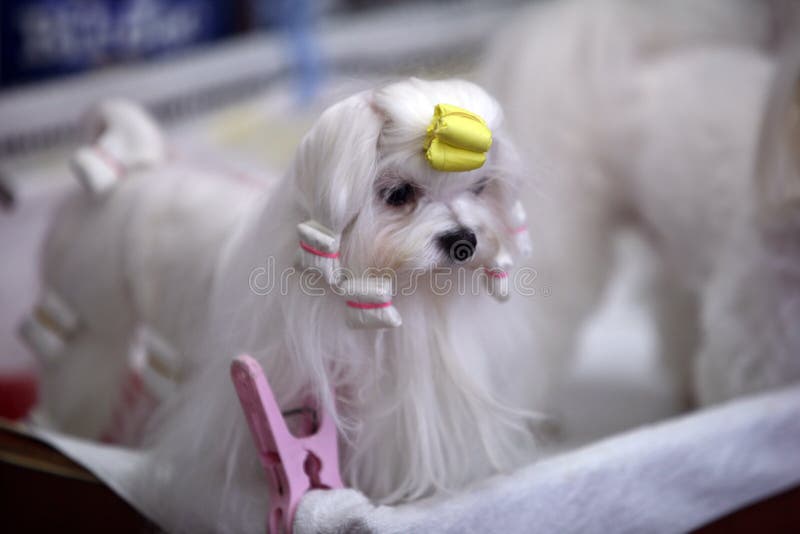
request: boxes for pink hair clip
[231,355,343,534]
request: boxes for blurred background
[1,0,522,163]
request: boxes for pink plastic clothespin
[231,355,343,534]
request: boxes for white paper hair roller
[342,277,402,329]
[19,318,63,363]
[484,249,513,302]
[71,99,166,195]
[101,327,179,444]
[296,220,342,285]
[18,290,79,363]
[39,290,79,332]
[130,326,180,402]
[510,201,533,257]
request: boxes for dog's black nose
[438,227,477,262]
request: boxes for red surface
[0,372,38,420]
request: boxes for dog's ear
[292,91,384,234]
[291,90,402,329]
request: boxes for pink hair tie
[346,300,393,310]
[300,240,340,259]
[484,250,512,302]
[296,220,342,286]
[94,145,124,177]
[342,278,402,328]
[509,201,533,257]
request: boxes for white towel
[28,384,800,533]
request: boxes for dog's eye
[471,177,490,196]
[382,183,417,207]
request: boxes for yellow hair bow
[424,103,492,172]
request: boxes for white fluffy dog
[484,0,800,408]
[22,78,541,530]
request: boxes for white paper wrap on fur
[484,247,513,302]
[99,327,181,444]
[71,99,166,195]
[341,277,402,329]
[130,326,180,401]
[26,384,800,533]
[296,222,403,328]
[509,201,532,258]
[296,220,342,286]
[18,290,79,363]
[100,327,180,445]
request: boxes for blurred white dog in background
[486,0,800,408]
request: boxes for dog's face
[358,153,517,274]
[293,78,524,285]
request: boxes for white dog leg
[696,237,800,405]
[33,330,131,438]
[696,60,800,404]
[519,198,620,414]
[647,267,700,408]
